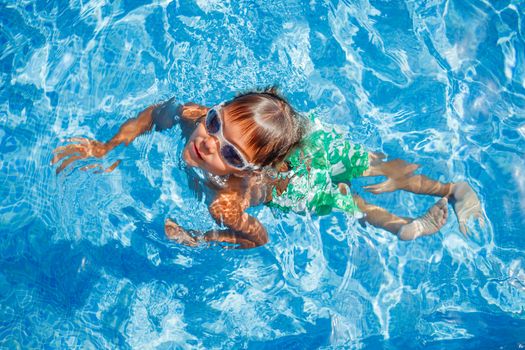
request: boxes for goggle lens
[205,109,221,134]
[220,144,245,168]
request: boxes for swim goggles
[204,105,260,171]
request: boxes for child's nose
[202,135,219,155]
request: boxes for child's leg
[363,152,452,197]
[364,169,453,197]
[363,152,419,178]
[352,193,449,240]
[360,153,483,234]
[351,193,411,234]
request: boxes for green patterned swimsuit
[268,119,369,216]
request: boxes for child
[52,88,483,249]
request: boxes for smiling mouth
[193,142,203,160]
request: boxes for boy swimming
[52,88,483,248]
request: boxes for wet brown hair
[223,87,307,168]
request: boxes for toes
[426,198,449,228]
[430,198,447,214]
[478,215,485,228]
[440,208,448,226]
[428,204,440,216]
[468,213,485,234]
[437,197,448,208]
[436,198,449,224]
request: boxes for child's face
[182,110,256,176]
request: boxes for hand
[165,219,199,246]
[52,137,109,174]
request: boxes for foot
[165,219,198,246]
[398,197,449,240]
[450,182,484,235]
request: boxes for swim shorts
[268,118,369,216]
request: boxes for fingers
[58,158,121,175]
[52,145,86,164]
[84,161,121,173]
[80,164,103,172]
[52,138,90,158]
[104,160,121,173]
[53,143,89,173]
[53,137,117,175]
[52,138,92,164]
[53,144,82,154]
[56,155,84,174]
[67,137,90,144]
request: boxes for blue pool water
[1,0,525,348]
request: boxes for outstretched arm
[165,192,269,249]
[52,100,208,173]
[103,100,208,150]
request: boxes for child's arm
[98,100,207,150]
[165,191,269,249]
[52,100,208,173]
[207,192,269,248]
